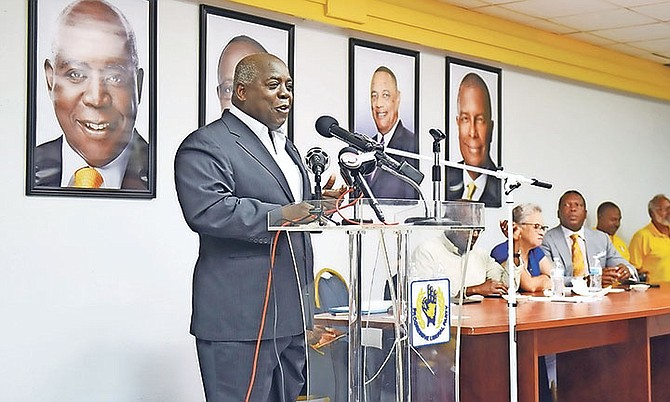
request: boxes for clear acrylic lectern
[269,199,485,402]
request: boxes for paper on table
[328,300,393,314]
[528,295,600,303]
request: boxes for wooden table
[458,285,670,402]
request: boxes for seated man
[629,194,670,282]
[541,190,637,286]
[412,228,520,297]
[596,201,630,261]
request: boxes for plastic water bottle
[590,258,602,291]
[551,258,565,297]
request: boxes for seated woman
[491,203,552,292]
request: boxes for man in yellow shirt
[596,201,630,261]
[629,194,670,282]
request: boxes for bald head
[232,53,293,130]
[44,0,143,168]
[53,0,138,68]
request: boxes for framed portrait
[445,57,502,208]
[199,6,294,134]
[349,39,420,200]
[26,0,157,199]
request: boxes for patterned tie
[465,182,477,200]
[570,233,586,277]
[378,135,385,147]
[73,167,104,188]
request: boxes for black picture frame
[349,38,420,200]
[198,5,295,137]
[26,0,157,199]
[445,57,502,208]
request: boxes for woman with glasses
[491,203,553,292]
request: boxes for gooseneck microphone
[304,147,330,199]
[315,116,383,153]
[338,147,385,223]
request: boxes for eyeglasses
[519,223,548,231]
[217,83,234,100]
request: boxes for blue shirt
[491,242,545,277]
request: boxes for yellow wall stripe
[217,0,670,101]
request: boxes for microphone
[305,147,330,176]
[429,128,446,141]
[315,116,383,152]
[374,151,424,185]
[305,147,329,200]
[531,178,552,189]
[338,147,385,223]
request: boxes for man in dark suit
[367,66,419,199]
[175,53,341,402]
[446,73,501,207]
[34,0,148,190]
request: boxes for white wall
[1,0,669,400]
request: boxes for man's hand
[320,174,347,212]
[602,264,631,286]
[280,202,314,223]
[467,279,508,297]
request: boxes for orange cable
[244,225,285,402]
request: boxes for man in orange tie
[34,0,148,190]
[541,190,636,286]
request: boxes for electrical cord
[244,227,284,402]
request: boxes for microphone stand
[430,129,446,217]
[385,146,552,402]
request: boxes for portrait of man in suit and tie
[446,59,502,208]
[28,0,154,196]
[350,40,420,200]
[200,6,293,126]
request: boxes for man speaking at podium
[175,53,340,401]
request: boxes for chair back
[314,267,348,313]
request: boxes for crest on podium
[410,278,451,347]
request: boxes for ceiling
[439,0,670,65]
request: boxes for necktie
[73,167,103,188]
[465,182,477,200]
[378,135,385,147]
[570,233,586,277]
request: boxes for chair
[314,267,349,313]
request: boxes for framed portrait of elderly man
[199,6,294,134]
[445,57,502,208]
[26,0,157,198]
[349,39,420,200]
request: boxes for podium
[269,199,485,402]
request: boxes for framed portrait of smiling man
[26,0,157,198]
[445,57,502,208]
[349,39,420,200]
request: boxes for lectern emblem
[410,279,450,346]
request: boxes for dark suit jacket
[174,110,314,341]
[33,131,149,190]
[368,120,419,199]
[445,158,501,208]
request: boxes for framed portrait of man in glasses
[199,5,294,137]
